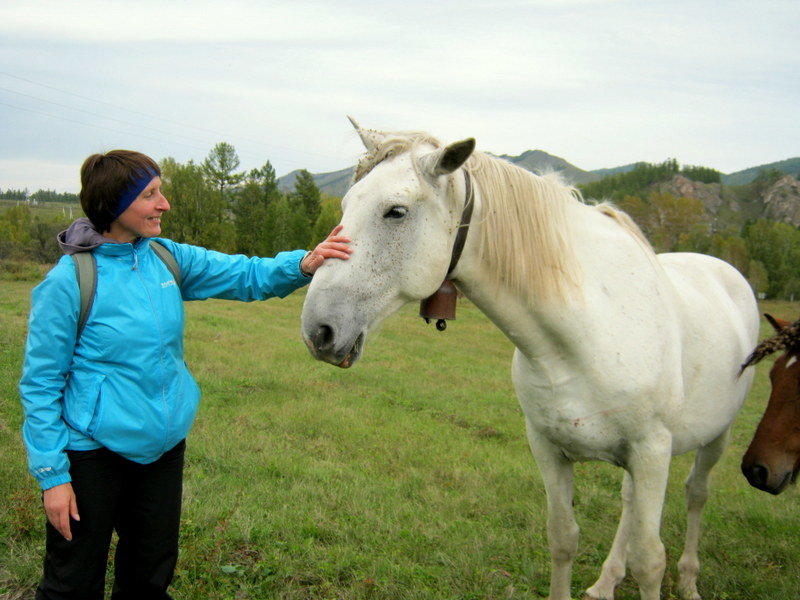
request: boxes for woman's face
[106,177,170,243]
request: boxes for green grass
[2,277,799,599]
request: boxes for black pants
[36,440,185,600]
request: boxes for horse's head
[741,314,800,494]
[301,119,475,367]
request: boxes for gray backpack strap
[72,241,181,343]
[72,252,97,341]
[150,240,182,287]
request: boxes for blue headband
[114,167,158,218]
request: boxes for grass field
[1,274,799,599]
[0,199,80,221]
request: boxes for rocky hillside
[654,174,800,227]
[762,175,800,226]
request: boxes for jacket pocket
[62,372,106,435]
[172,365,201,436]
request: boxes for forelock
[353,131,442,183]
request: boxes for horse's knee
[547,519,579,564]
[628,539,666,586]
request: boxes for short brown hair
[79,150,161,233]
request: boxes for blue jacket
[20,224,309,490]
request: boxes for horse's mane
[741,319,800,372]
[353,132,653,304]
[463,151,582,303]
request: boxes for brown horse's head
[741,314,800,494]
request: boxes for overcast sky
[1,0,797,193]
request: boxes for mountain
[278,152,800,198]
[278,167,354,198]
[721,158,800,186]
[496,150,601,184]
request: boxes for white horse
[301,120,759,600]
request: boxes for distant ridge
[496,149,600,184]
[278,151,799,197]
[721,157,800,186]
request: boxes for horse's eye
[384,206,408,219]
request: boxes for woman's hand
[301,225,353,276]
[43,482,80,541]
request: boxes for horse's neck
[452,189,586,364]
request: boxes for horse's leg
[525,418,579,600]
[676,429,729,600]
[626,434,672,600]
[584,471,634,600]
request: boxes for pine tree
[292,169,321,228]
[202,142,245,216]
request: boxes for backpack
[72,240,181,341]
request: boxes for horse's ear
[419,138,476,178]
[765,314,791,332]
[348,116,386,152]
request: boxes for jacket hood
[57,218,120,255]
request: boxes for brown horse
[741,314,800,494]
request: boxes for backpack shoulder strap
[149,240,182,288]
[72,241,181,343]
[72,252,97,341]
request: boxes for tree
[710,233,748,275]
[292,169,321,228]
[202,142,245,214]
[311,195,343,245]
[676,223,712,254]
[287,196,312,249]
[632,192,707,252]
[681,165,721,184]
[234,162,282,255]
[160,157,236,252]
[235,180,270,255]
[0,205,34,258]
[579,159,681,201]
[248,161,279,201]
[263,196,293,256]
[744,219,800,299]
[752,168,784,193]
[747,260,769,298]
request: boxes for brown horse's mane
[741,317,800,373]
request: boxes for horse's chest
[514,372,640,464]
[536,404,632,464]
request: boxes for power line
[0,70,346,163]
[0,85,215,148]
[0,100,214,154]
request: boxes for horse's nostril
[743,463,769,487]
[314,325,335,351]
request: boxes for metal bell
[420,280,458,331]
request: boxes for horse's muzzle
[304,325,363,369]
[741,461,794,495]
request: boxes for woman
[19,150,352,599]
